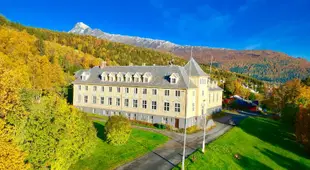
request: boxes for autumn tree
[17,95,96,169]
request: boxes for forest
[1,14,309,169]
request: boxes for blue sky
[1,0,310,60]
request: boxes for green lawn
[174,117,310,170]
[70,121,169,170]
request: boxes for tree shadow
[257,147,310,170]
[235,154,273,170]
[93,122,106,141]
[240,117,309,159]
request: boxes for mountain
[69,22,310,83]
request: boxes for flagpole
[182,47,193,170]
[202,55,213,153]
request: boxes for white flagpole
[182,47,193,170]
[202,55,213,153]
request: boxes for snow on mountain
[69,22,180,50]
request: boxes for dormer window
[125,72,133,82]
[101,72,108,81]
[117,72,124,82]
[81,71,90,81]
[143,72,152,83]
[169,73,179,84]
[109,73,116,82]
[134,73,142,83]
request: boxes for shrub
[154,123,166,129]
[131,120,154,128]
[178,125,201,134]
[105,116,132,146]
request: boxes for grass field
[70,121,169,170]
[174,117,310,170]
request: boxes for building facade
[72,58,223,128]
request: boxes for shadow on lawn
[240,117,309,159]
[93,122,106,141]
[257,148,310,169]
[235,154,272,170]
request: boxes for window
[133,99,138,108]
[85,86,88,91]
[101,86,104,92]
[78,85,81,90]
[142,100,147,109]
[171,78,176,84]
[78,95,81,103]
[109,87,112,92]
[92,96,96,104]
[108,97,112,105]
[144,77,149,83]
[142,88,147,94]
[213,93,215,102]
[126,77,131,82]
[202,90,205,96]
[175,103,181,112]
[84,95,88,103]
[116,98,120,106]
[175,90,180,97]
[192,91,195,96]
[117,87,121,93]
[152,89,157,95]
[192,103,195,111]
[152,101,157,110]
[125,99,129,107]
[100,97,104,104]
[125,88,129,93]
[164,102,170,111]
[93,86,97,91]
[134,88,138,94]
[165,90,169,96]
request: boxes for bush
[281,104,299,126]
[154,123,166,129]
[179,125,201,134]
[105,116,132,146]
[131,120,154,128]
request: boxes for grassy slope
[70,121,169,170]
[174,117,310,170]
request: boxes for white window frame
[152,101,157,110]
[192,103,195,111]
[143,88,147,94]
[175,103,181,112]
[134,88,138,94]
[142,100,147,109]
[109,87,112,92]
[92,96,96,104]
[108,97,112,105]
[175,90,180,97]
[171,78,176,84]
[101,86,104,92]
[85,86,88,91]
[133,99,138,108]
[165,90,169,96]
[117,87,121,93]
[164,102,170,111]
[78,85,81,90]
[152,89,157,95]
[125,99,129,107]
[93,86,97,91]
[125,87,129,93]
[84,95,88,103]
[100,97,104,104]
[116,98,120,106]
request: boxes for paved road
[117,121,234,170]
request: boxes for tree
[17,95,96,169]
[249,92,256,101]
[295,106,310,154]
[105,116,132,146]
[302,77,310,86]
[224,78,236,95]
[0,119,30,170]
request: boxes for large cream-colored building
[72,58,223,128]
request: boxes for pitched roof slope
[184,57,208,76]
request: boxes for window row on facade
[78,95,181,113]
[77,85,182,97]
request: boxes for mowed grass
[70,121,169,170]
[174,117,310,170]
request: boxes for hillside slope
[69,22,310,82]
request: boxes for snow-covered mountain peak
[69,22,91,34]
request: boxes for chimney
[100,61,107,69]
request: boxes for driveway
[117,120,234,170]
